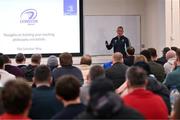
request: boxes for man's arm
[106,39,114,50]
[125,38,130,48]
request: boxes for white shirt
[0,69,15,87]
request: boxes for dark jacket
[24,64,38,82]
[148,61,165,82]
[124,56,135,66]
[105,62,128,89]
[29,86,63,119]
[52,103,85,119]
[106,36,130,57]
[5,65,24,77]
[52,66,84,85]
[147,76,171,114]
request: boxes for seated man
[164,50,176,74]
[0,55,15,87]
[29,65,63,119]
[123,66,168,119]
[157,47,170,65]
[106,52,128,89]
[124,46,135,66]
[52,52,83,85]
[78,54,92,84]
[52,75,85,119]
[80,65,105,105]
[15,53,27,74]
[0,79,31,120]
[24,54,42,81]
[2,55,24,78]
[164,49,180,91]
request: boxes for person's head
[47,55,58,70]
[166,50,176,60]
[88,65,105,83]
[1,79,32,115]
[0,55,4,69]
[140,50,151,61]
[15,53,26,64]
[59,52,73,67]
[116,26,124,36]
[134,55,147,64]
[133,62,151,75]
[56,75,80,102]
[33,65,52,85]
[148,48,157,60]
[126,66,147,89]
[162,47,170,57]
[171,46,178,52]
[176,49,180,63]
[112,52,123,64]
[127,47,135,56]
[2,55,11,64]
[31,54,42,65]
[80,54,92,65]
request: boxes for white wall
[83,0,165,55]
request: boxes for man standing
[106,26,130,57]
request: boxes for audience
[80,65,105,105]
[123,66,169,119]
[2,55,24,77]
[164,48,180,91]
[29,65,63,119]
[78,78,144,119]
[124,46,135,66]
[24,54,42,81]
[0,55,15,87]
[52,52,83,85]
[0,79,31,120]
[106,52,128,89]
[157,47,170,65]
[52,75,85,119]
[47,55,58,72]
[141,49,165,82]
[78,54,92,84]
[164,50,176,74]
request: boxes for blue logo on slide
[64,0,77,15]
[20,9,38,25]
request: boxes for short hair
[176,49,180,61]
[134,55,147,63]
[34,65,51,82]
[127,47,135,55]
[0,55,4,69]
[89,65,105,81]
[2,55,10,64]
[59,52,73,66]
[80,55,92,65]
[140,50,151,61]
[1,79,31,114]
[112,52,123,63]
[56,75,80,101]
[15,53,26,63]
[133,62,151,75]
[162,47,170,55]
[117,26,124,31]
[148,48,157,57]
[31,54,42,64]
[126,66,147,87]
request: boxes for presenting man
[106,26,130,57]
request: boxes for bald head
[166,50,176,60]
[112,52,123,64]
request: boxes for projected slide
[0,0,81,55]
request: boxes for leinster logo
[20,9,38,25]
